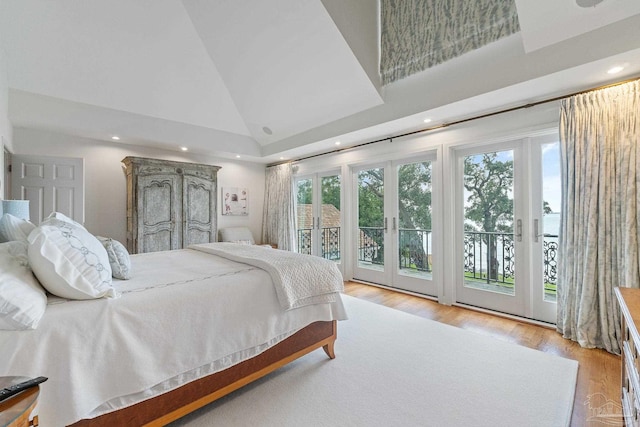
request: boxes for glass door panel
[295,172,342,271]
[529,139,560,323]
[395,161,436,294]
[357,167,385,273]
[295,178,313,255]
[320,174,341,262]
[456,143,525,317]
[541,142,560,303]
[462,151,515,295]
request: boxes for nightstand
[0,377,40,427]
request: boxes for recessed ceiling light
[335,141,341,146]
[576,0,604,7]
[236,155,241,159]
[423,118,432,123]
[280,157,285,160]
[111,136,120,141]
[180,146,188,151]
[607,66,624,74]
[262,126,273,135]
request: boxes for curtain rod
[267,74,640,168]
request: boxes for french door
[352,154,439,296]
[454,136,559,323]
[295,171,342,267]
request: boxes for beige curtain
[557,80,640,354]
[262,163,296,251]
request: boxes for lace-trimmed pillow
[97,236,132,280]
[28,218,117,300]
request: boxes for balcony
[297,227,558,300]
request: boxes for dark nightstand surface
[0,377,40,427]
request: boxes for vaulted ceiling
[1,0,639,163]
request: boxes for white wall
[12,128,266,244]
[0,41,13,199]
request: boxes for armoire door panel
[137,174,181,253]
[183,175,215,247]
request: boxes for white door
[11,155,84,224]
[352,154,439,296]
[454,136,558,323]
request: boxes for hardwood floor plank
[343,281,621,426]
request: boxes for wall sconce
[2,200,30,221]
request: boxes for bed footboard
[69,320,337,427]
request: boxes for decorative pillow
[219,227,255,244]
[0,241,47,330]
[28,218,117,300]
[45,211,86,230]
[97,236,132,280]
[0,214,36,243]
[231,240,254,245]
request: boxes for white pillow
[0,214,36,243]
[219,227,255,244]
[97,236,132,280]
[28,218,117,300]
[231,240,254,245]
[45,211,86,230]
[0,241,47,330]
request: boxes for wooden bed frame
[69,320,337,426]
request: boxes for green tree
[397,162,432,230]
[358,168,384,228]
[321,175,340,210]
[463,153,513,281]
[296,179,312,205]
[357,163,432,230]
[357,163,432,267]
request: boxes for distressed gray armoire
[122,156,221,254]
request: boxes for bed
[0,236,346,426]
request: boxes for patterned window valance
[380,0,521,85]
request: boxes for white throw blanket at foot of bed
[190,243,345,310]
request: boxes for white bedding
[190,243,344,310]
[0,248,347,427]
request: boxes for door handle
[392,217,397,231]
[533,219,541,243]
[516,219,523,242]
[384,217,388,233]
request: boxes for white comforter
[0,249,347,427]
[190,243,344,310]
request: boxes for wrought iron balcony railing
[297,227,341,260]
[297,227,558,291]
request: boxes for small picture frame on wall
[222,187,249,216]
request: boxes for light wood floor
[343,281,621,426]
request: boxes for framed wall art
[222,187,249,216]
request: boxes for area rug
[171,295,578,427]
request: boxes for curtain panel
[557,79,640,354]
[262,163,296,252]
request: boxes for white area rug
[172,295,578,427]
